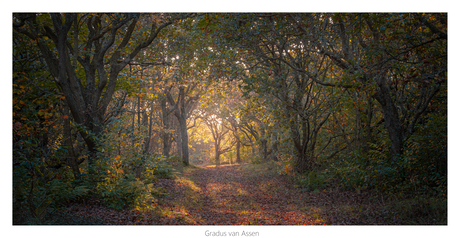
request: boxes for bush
[296,171,326,192]
[386,196,447,225]
[275,154,295,176]
[13,174,90,224]
[96,174,157,211]
[143,155,174,179]
[94,154,176,211]
[329,142,446,198]
[13,143,91,224]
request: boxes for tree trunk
[373,78,404,160]
[63,107,81,180]
[236,139,241,164]
[161,98,172,157]
[365,95,374,151]
[215,145,221,167]
[295,153,312,174]
[261,139,268,161]
[177,86,190,165]
[132,101,136,147]
[137,95,141,129]
[175,119,182,159]
[290,118,313,174]
[143,101,154,155]
[167,85,192,165]
[179,114,190,165]
[270,134,279,161]
[251,141,255,159]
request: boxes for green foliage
[93,155,175,212]
[399,112,447,197]
[92,149,175,210]
[13,13,447,225]
[96,174,157,211]
[250,155,264,165]
[385,196,447,225]
[144,155,174,179]
[46,179,90,204]
[331,153,399,193]
[329,122,447,198]
[296,171,326,192]
[13,153,90,224]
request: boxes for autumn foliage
[13,13,446,225]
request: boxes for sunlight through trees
[13,13,447,225]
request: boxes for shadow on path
[154,164,371,225]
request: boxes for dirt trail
[154,164,369,225]
[55,163,382,225]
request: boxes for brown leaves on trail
[53,164,396,225]
[152,164,372,225]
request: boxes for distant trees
[212,14,338,172]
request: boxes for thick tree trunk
[215,145,221,167]
[295,153,312,174]
[167,86,192,165]
[373,79,404,160]
[63,108,81,180]
[290,118,313,174]
[175,121,182,159]
[236,140,241,164]
[179,114,190,165]
[260,139,268,161]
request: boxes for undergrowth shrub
[386,196,447,225]
[329,135,446,198]
[250,155,264,164]
[329,149,402,193]
[92,121,178,211]
[275,154,295,176]
[94,154,176,211]
[95,174,158,211]
[13,139,91,224]
[145,155,173,179]
[296,171,326,192]
[274,154,328,192]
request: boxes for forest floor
[49,162,447,225]
[150,163,377,225]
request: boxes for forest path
[54,163,383,225]
[154,163,368,225]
